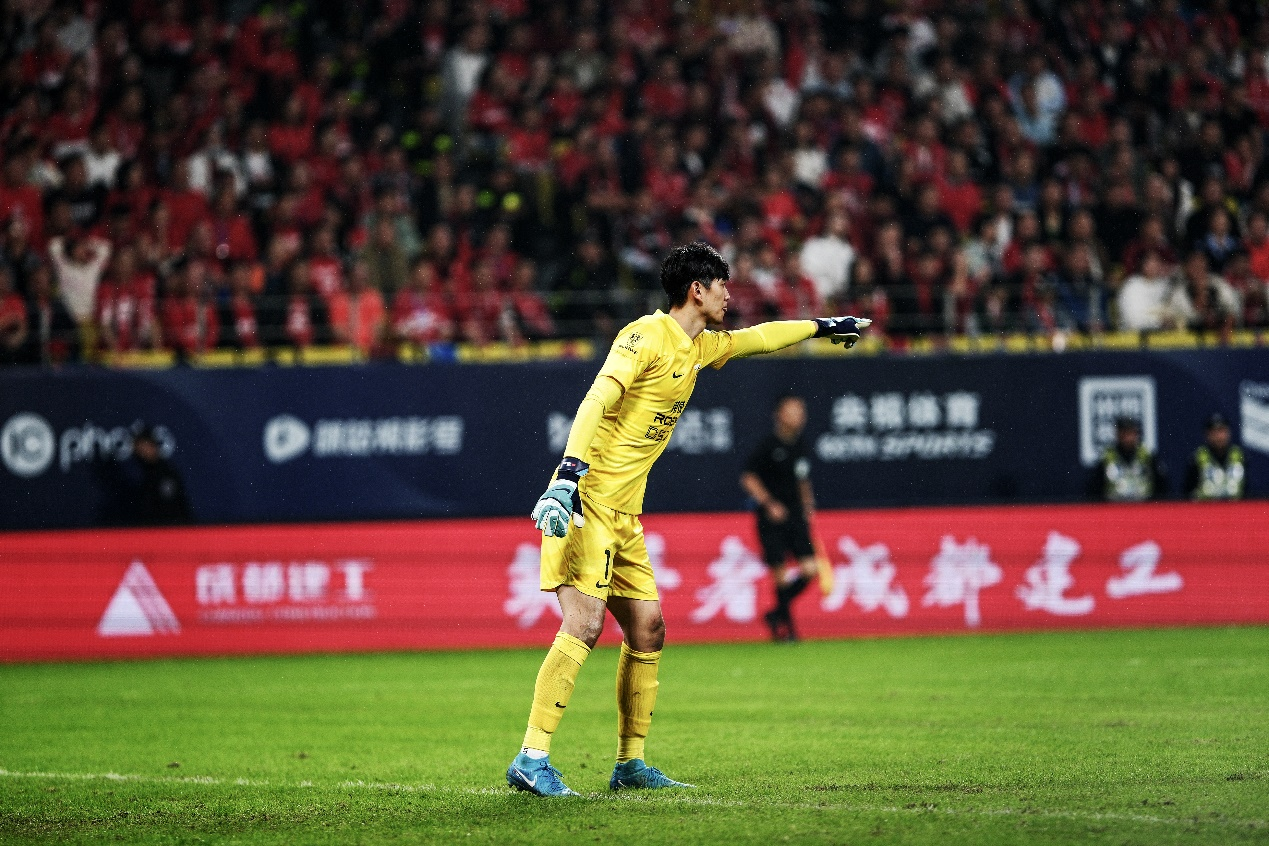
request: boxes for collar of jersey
[654,310,694,351]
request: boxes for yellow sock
[522,632,591,753]
[615,642,660,763]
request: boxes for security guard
[1185,413,1245,500]
[1087,416,1168,501]
[131,425,193,524]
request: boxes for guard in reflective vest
[1087,416,1168,502]
[1185,413,1245,500]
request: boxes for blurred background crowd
[4,0,1269,365]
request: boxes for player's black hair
[660,242,730,307]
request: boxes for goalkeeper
[507,242,869,796]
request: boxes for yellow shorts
[540,496,659,602]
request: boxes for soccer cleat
[609,759,694,790]
[506,752,580,797]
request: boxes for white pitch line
[1,768,1263,829]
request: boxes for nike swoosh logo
[513,767,538,788]
[555,702,566,709]
[672,372,684,378]
[595,581,610,589]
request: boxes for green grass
[1,627,1267,845]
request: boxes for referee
[741,394,819,642]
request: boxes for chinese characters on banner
[1,502,1266,661]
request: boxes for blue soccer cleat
[506,752,580,797]
[609,759,694,790]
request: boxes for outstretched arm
[726,316,872,360]
[727,320,817,359]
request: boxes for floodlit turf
[1,627,1267,845]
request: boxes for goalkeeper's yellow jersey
[576,311,754,515]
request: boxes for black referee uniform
[744,430,816,640]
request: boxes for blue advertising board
[1,348,1266,529]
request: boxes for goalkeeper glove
[531,456,589,538]
[813,316,872,348]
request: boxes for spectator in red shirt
[458,259,506,345]
[505,106,552,173]
[546,73,584,133]
[21,17,71,90]
[267,193,305,262]
[161,260,220,359]
[0,265,27,365]
[136,198,181,269]
[477,224,519,287]
[1141,0,1191,58]
[207,188,258,265]
[218,261,261,351]
[105,87,148,160]
[306,228,345,303]
[1245,211,1269,281]
[104,160,157,233]
[1121,215,1178,276]
[723,253,768,329]
[272,261,332,350]
[504,258,555,343]
[759,166,802,234]
[183,220,230,292]
[843,256,890,337]
[0,91,41,149]
[162,161,210,254]
[467,64,519,137]
[773,252,822,320]
[268,93,315,165]
[0,150,46,247]
[645,141,689,216]
[640,55,688,121]
[392,260,453,346]
[1169,47,1223,114]
[938,149,984,235]
[286,162,326,231]
[96,246,159,353]
[492,21,534,85]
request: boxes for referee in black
[741,394,819,642]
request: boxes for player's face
[699,278,729,324]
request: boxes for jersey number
[596,549,612,589]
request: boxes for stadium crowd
[3,0,1269,365]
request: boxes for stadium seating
[3,0,1269,368]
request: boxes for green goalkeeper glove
[813,316,872,348]
[531,457,589,538]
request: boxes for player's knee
[566,613,604,648]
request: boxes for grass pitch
[1,627,1267,845]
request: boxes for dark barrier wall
[1,348,1267,529]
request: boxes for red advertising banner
[2,502,1267,662]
